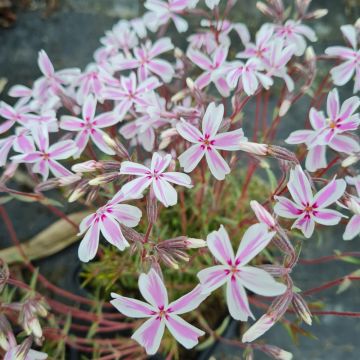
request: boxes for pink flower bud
[88,172,120,186]
[71,160,99,173]
[238,142,268,156]
[257,344,293,360]
[185,238,207,248]
[267,145,299,163]
[292,293,312,325]
[58,174,82,186]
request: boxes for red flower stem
[299,252,360,265]
[303,276,360,296]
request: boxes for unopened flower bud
[72,160,100,173]
[185,238,207,248]
[345,196,360,215]
[159,128,178,149]
[0,259,9,293]
[100,160,121,171]
[88,172,120,186]
[342,154,359,167]
[279,99,291,117]
[292,293,312,325]
[238,142,268,156]
[68,184,88,202]
[0,162,18,183]
[147,188,158,224]
[120,225,144,243]
[158,250,179,269]
[258,344,293,360]
[259,265,290,277]
[267,145,299,163]
[304,8,328,20]
[174,47,184,58]
[103,133,130,159]
[171,249,190,262]
[58,174,82,186]
[186,77,195,91]
[256,2,276,18]
[12,336,34,360]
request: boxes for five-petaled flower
[60,94,119,157]
[120,152,192,207]
[77,190,142,262]
[274,165,346,238]
[11,125,77,180]
[343,175,360,241]
[111,269,207,355]
[197,224,286,321]
[325,24,360,93]
[176,102,247,180]
[285,89,360,172]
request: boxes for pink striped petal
[226,277,254,321]
[329,134,360,154]
[197,265,229,293]
[90,128,115,155]
[33,158,49,180]
[313,209,343,225]
[213,129,246,150]
[309,108,326,130]
[139,269,168,308]
[205,148,230,180]
[242,314,275,342]
[152,178,177,207]
[149,38,174,58]
[137,76,161,93]
[213,46,228,66]
[110,204,142,227]
[120,161,150,175]
[49,140,76,159]
[176,120,203,143]
[207,225,235,265]
[187,48,212,70]
[305,145,327,172]
[121,176,152,197]
[274,196,302,219]
[131,317,165,355]
[288,165,313,206]
[343,214,360,241]
[78,213,96,235]
[325,46,356,59]
[195,71,212,89]
[178,144,205,173]
[100,214,129,251]
[93,112,119,128]
[214,77,231,97]
[38,50,54,77]
[32,125,49,151]
[150,152,171,173]
[330,60,356,86]
[78,221,100,262]
[60,115,85,131]
[237,266,286,296]
[82,94,96,121]
[165,314,204,349]
[148,59,174,82]
[48,159,72,178]
[326,89,340,120]
[74,131,90,157]
[168,285,208,315]
[110,293,155,317]
[242,69,258,96]
[161,172,192,188]
[250,200,276,228]
[235,223,275,265]
[202,102,224,137]
[292,214,315,238]
[341,24,357,49]
[313,178,346,208]
[11,152,42,163]
[285,130,314,144]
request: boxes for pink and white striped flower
[0,100,33,134]
[197,224,286,321]
[60,94,118,157]
[325,24,360,93]
[113,38,174,83]
[111,269,207,355]
[176,102,247,180]
[286,89,360,172]
[343,175,360,240]
[120,152,192,207]
[77,190,142,262]
[187,46,231,96]
[144,0,191,33]
[11,125,77,180]
[274,165,346,238]
[102,72,161,118]
[274,20,317,56]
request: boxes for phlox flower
[286,89,360,172]
[274,165,346,238]
[226,58,273,96]
[113,38,174,83]
[0,127,34,167]
[77,190,142,262]
[144,0,191,33]
[176,102,247,180]
[197,224,286,321]
[325,24,360,93]
[120,152,192,207]
[0,99,33,134]
[236,23,274,60]
[111,269,207,355]
[60,94,118,157]
[274,20,317,56]
[33,50,80,99]
[343,175,360,240]
[11,125,77,180]
[187,46,231,97]
[250,200,276,230]
[102,72,160,118]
